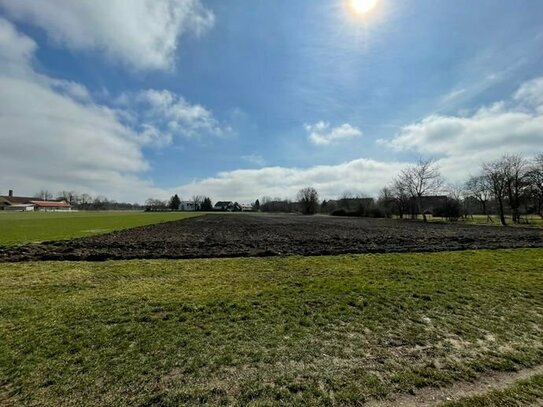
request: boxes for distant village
[0,189,261,213]
[2,152,542,227]
[0,187,456,220]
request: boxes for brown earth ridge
[1,214,543,262]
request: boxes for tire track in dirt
[366,365,543,406]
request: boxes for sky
[1,0,542,203]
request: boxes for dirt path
[366,365,543,406]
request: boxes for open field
[1,249,542,406]
[427,214,543,228]
[1,214,542,262]
[0,211,202,246]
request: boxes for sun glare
[349,0,378,15]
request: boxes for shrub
[433,199,461,221]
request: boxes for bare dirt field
[1,214,543,262]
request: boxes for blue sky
[1,0,543,202]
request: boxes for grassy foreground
[0,211,202,245]
[1,249,542,406]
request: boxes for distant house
[327,197,375,213]
[214,201,233,211]
[178,201,198,211]
[409,195,448,215]
[214,201,242,212]
[30,200,72,211]
[0,190,71,212]
[240,204,253,212]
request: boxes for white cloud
[135,89,225,143]
[305,121,362,145]
[50,79,92,102]
[514,77,543,112]
[0,17,36,72]
[175,158,406,202]
[241,154,266,167]
[382,77,543,182]
[440,88,466,104]
[0,17,403,204]
[0,0,214,70]
[0,18,168,202]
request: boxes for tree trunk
[497,197,506,226]
[418,196,427,222]
[481,201,493,223]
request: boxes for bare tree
[192,195,205,210]
[400,159,443,222]
[297,187,319,215]
[145,198,167,211]
[446,183,467,219]
[483,158,509,226]
[503,154,528,224]
[527,153,543,217]
[377,186,394,217]
[35,190,53,201]
[338,191,354,211]
[465,175,493,222]
[390,178,410,219]
[78,193,92,209]
[92,196,109,210]
[57,190,78,205]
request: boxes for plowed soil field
[1,214,542,262]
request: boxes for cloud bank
[1,7,542,204]
[175,78,543,202]
[0,18,165,201]
[0,0,214,70]
[382,77,543,182]
[175,158,406,202]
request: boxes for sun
[349,0,379,15]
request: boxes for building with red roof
[0,190,72,211]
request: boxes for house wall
[1,204,35,211]
[35,207,72,212]
[179,202,196,211]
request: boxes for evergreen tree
[201,197,213,211]
[168,194,181,210]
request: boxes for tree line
[32,190,143,211]
[29,152,542,221]
[145,195,214,212]
[261,153,543,224]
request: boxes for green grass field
[1,249,542,406]
[0,211,202,245]
[428,214,543,228]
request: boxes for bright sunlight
[349,0,379,15]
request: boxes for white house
[178,201,197,211]
[240,204,253,212]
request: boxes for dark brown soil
[1,214,543,262]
